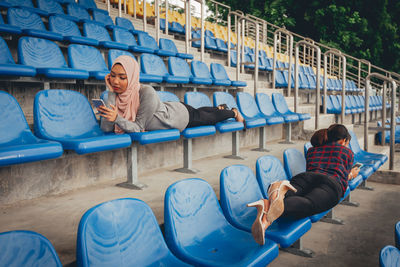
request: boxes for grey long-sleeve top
[100,85,189,133]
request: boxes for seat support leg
[175,138,198,173]
[279,123,294,144]
[281,239,315,258]
[117,143,147,190]
[252,127,269,152]
[358,180,374,190]
[340,193,360,207]
[320,209,344,225]
[351,114,355,124]
[225,131,246,159]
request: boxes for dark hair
[327,124,351,143]
[310,129,328,147]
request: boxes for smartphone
[91,99,106,109]
[353,163,363,169]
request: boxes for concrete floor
[0,137,399,266]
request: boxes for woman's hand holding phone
[98,104,118,122]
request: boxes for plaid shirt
[306,142,354,193]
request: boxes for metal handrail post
[165,0,169,35]
[295,40,321,129]
[272,29,293,95]
[142,0,147,32]
[227,14,231,67]
[241,20,245,73]
[118,0,122,17]
[381,82,387,145]
[107,0,110,13]
[133,0,136,19]
[124,0,126,14]
[200,0,204,61]
[389,80,397,170]
[155,0,159,43]
[254,22,259,94]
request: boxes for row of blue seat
[326,95,390,115]
[380,221,400,267]
[0,135,387,266]
[0,89,306,168]
[376,117,400,144]
[0,36,245,88]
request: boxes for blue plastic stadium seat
[275,70,288,87]
[48,15,99,46]
[191,31,201,48]
[169,21,185,34]
[77,198,190,267]
[140,53,184,83]
[215,38,228,52]
[68,44,109,80]
[272,93,311,121]
[112,27,152,54]
[78,0,108,14]
[190,60,213,85]
[136,32,160,54]
[349,130,387,174]
[159,38,193,59]
[66,3,92,23]
[2,0,48,16]
[220,163,312,249]
[236,92,267,128]
[37,0,78,22]
[396,221,400,249]
[107,49,135,69]
[92,10,116,30]
[157,90,180,102]
[205,35,218,50]
[7,8,63,41]
[34,89,132,154]
[164,178,279,266]
[167,57,191,84]
[185,92,244,133]
[0,230,62,266]
[255,93,285,125]
[380,245,400,267]
[0,91,63,167]
[0,37,36,77]
[326,95,341,114]
[0,9,22,34]
[230,50,238,67]
[115,16,146,35]
[210,62,247,87]
[83,22,128,50]
[19,37,89,79]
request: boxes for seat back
[3,0,35,8]
[210,63,229,80]
[7,7,46,31]
[68,44,107,71]
[83,22,111,42]
[48,15,81,37]
[34,89,103,139]
[18,37,67,68]
[237,92,262,118]
[140,53,168,76]
[77,198,175,267]
[213,91,238,110]
[191,31,201,47]
[230,50,238,66]
[324,95,335,113]
[156,91,179,102]
[171,21,184,32]
[92,10,114,27]
[78,0,97,9]
[272,93,290,114]
[137,32,158,50]
[184,92,211,108]
[164,179,230,251]
[0,230,62,267]
[205,36,216,48]
[348,130,362,154]
[115,16,134,31]
[204,29,214,37]
[67,3,91,20]
[108,49,135,69]
[112,27,137,46]
[256,155,289,197]
[215,38,227,49]
[159,38,178,54]
[220,165,264,231]
[0,91,37,146]
[168,57,191,78]
[331,95,341,111]
[37,0,64,15]
[0,37,16,64]
[283,148,306,178]
[255,93,277,116]
[190,60,212,79]
[396,221,400,249]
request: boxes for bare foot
[232,108,245,123]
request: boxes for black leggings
[281,172,343,219]
[183,103,235,128]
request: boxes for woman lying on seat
[99,55,244,133]
[248,124,360,245]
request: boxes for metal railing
[272,29,293,96]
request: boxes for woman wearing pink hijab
[99,55,244,133]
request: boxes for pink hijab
[105,55,141,133]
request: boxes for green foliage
[207,0,400,74]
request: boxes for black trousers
[281,172,343,219]
[183,103,235,128]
